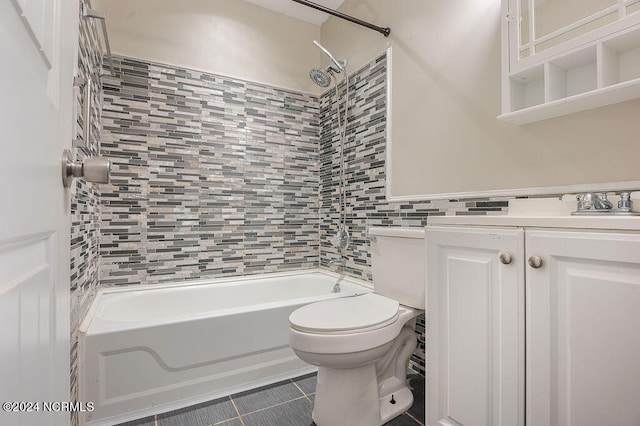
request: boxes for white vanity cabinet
[426,226,526,426]
[426,224,640,426]
[525,229,640,426]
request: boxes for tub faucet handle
[329,256,347,267]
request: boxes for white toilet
[288,227,425,426]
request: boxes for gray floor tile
[407,375,425,423]
[384,413,420,425]
[241,397,313,426]
[214,418,243,426]
[231,380,304,414]
[292,373,317,395]
[157,397,238,426]
[116,416,156,426]
[142,372,424,426]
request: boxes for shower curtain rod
[291,0,391,37]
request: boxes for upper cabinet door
[427,226,525,426]
[507,0,640,73]
[526,230,640,426]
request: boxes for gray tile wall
[99,56,320,286]
[70,1,103,423]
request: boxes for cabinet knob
[528,256,543,269]
[499,252,512,264]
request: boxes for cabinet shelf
[499,76,640,124]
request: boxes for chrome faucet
[578,192,612,210]
[572,192,639,215]
[332,275,344,293]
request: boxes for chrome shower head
[310,67,333,87]
[310,40,347,87]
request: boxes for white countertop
[427,198,640,230]
[428,214,640,231]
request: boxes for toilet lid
[289,293,399,333]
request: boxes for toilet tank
[369,227,425,309]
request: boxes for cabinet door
[526,230,640,426]
[427,226,525,426]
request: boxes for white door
[0,1,78,425]
[427,226,525,426]
[526,230,640,426]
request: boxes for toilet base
[312,365,415,426]
[310,325,419,425]
[379,386,413,424]
[313,364,381,426]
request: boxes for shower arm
[313,40,346,74]
[292,0,390,37]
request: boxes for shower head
[310,67,333,87]
[312,40,346,74]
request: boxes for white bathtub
[79,270,371,425]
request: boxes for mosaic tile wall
[69,1,103,422]
[99,56,320,286]
[317,52,514,375]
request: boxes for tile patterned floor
[117,373,425,426]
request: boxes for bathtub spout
[332,276,344,293]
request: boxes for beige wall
[94,0,322,93]
[321,0,640,198]
[93,0,640,198]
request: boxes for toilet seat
[289,293,400,334]
[289,294,415,355]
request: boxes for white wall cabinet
[500,0,640,124]
[427,225,640,426]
